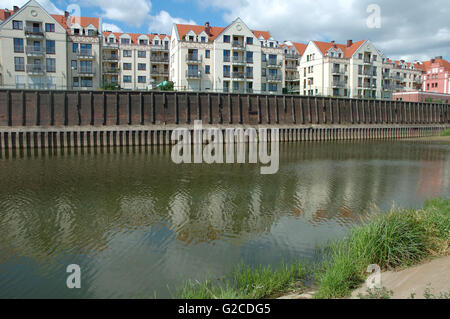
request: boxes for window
[45,23,55,32]
[46,58,56,72]
[262,68,266,77]
[138,63,146,71]
[46,40,55,54]
[123,50,132,57]
[223,50,230,62]
[80,43,92,55]
[14,57,24,71]
[246,51,253,63]
[201,36,206,43]
[205,50,210,59]
[80,60,93,73]
[73,77,79,87]
[71,60,77,70]
[223,65,230,77]
[138,51,146,58]
[205,65,210,74]
[262,54,266,62]
[123,76,132,83]
[81,77,93,87]
[246,37,253,45]
[358,53,363,59]
[261,83,266,92]
[13,38,24,53]
[138,76,146,83]
[223,35,230,43]
[73,43,78,53]
[233,81,239,90]
[87,29,95,36]
[121,38,131,44]
[123,63,132,70]
[13,20,23,30]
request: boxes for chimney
[13,5,19,12]
[435,56,443,60]
[347,39,353,47]
[4,9,11,19]
[204,22,211,35]
[64,11,69,18]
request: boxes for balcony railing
[151,45,169,51]
[103,42,119,49]
[232,41,245,50]
[103,54,119,61]
[285,75,300,81]
[363,57,372,64]
[332,69,346,74]
[285,53,300,60]
[26,64,45,74]
[231,56,245,64]
[103,67,119,74]
[267,59,282,68]
[332,81,347,88]
[186,70,201,79]
[186,54,202,63]
[150,56,169,63]
[25,26,44,37]
[14,45,24,53]
[77,49,95,58]
[246,73,253,79]
[267,74,282,82]
[26,46,45,55]
[232,72,245,80]
[224,72,231,78]
[152,70,169,76]
[286,65,298,70]
[224,56,231,63]
[78,67,96,75]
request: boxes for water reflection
[0,141,449,298]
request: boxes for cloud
[148,10,196,34]
[0,0,63,14]
[102,22,123,33]
[200,0,450,61]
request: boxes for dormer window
[269,42,274,48]
[140,39,148,45]
[154,40,159,45]
[188,36,194,42]
[121,38,130,44]
[201,36,206,43]
[108,37,115,43]
[74,28,80,35]
[88,29,95,36]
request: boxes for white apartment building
[170,18,284,94]
[282,42,306,94]
[299,40,384,99]
[0,0,68,90]
[381,59,423,99]
[102,32,170,90]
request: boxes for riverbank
[176,197,450,299]
[405,135,450,144]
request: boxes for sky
[1,0,449,62]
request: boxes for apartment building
[170,18,284,94]
[282,42,306,94]
[52,13,102,90]
[420,57,450,94]
[0,0,68,89]
[102,32,170,90]
[299,40,385,99]
[381,59,423,99]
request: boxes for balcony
[151,45,170,51]
[224,72,231,78]
[246,73,253,79]
[285,53,300,60]
[103,54,119,61]
[186,70,201,79]
[150,56,169,63]
[77,49,95,59]
[103,42,119,49]
[285,75,300,81]
[285,65,298,71]
[78,67,96,76]
[231,56,245,65]
[152,69,169,76]
[382,72,391,78]
[26,64,45,74]
[267,59,282,68]
[362,82,376,89]
[232,41,245,51]
[186,54,202,64]
[26,46,46,56]
[332,81,347,88]
[332,68,346,75]
[224,56,231,63]
[25,26,44,38]
[232,72,246,81]
[103,67,119,74]
[267,74,282,83]
[363,57,372,64]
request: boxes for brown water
[0,141,449,298]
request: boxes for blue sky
[2,0,449,61]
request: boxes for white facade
[299,40,384,99]
[381,59,423,99]
[170,18,283,94]
[0,0,68,90]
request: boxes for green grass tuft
[441,129,450,136]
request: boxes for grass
[177,261,312,299]
[441,129,450,137]
[176,198,450,299]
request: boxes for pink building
[420,57,450,94]
[393,91,450,103]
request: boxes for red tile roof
[313,40,366,59]
[293,42,307,55]
[51,14,100,33]
[0,7,19,22]
[175,23,273,41]
[103,32,170,44]
[419,58,450,73]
